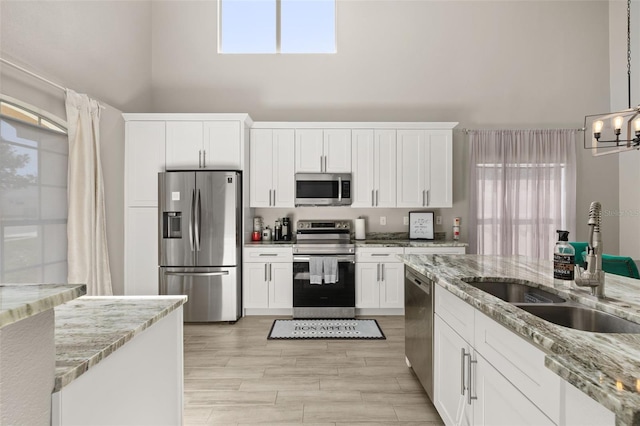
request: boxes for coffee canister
[253,217,263,232]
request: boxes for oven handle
[293,255,355,264]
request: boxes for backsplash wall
[253,207,466,242]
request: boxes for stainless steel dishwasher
[404,266,434,401]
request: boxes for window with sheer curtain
[0,101,68,283]
[467,129,577,260]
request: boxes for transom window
[219,0,336,54]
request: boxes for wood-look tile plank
[184,390,276,406]
[226,356,296,368]
[239,377,320,391]
[361,391,431,405]
[184,355,231,368]
[264,366,339,377]
[393,403,443,423]
[320,377,402,391]
[275,390,363,404]
[396,374,426,392]
[295,356,366,368]
[337,365,411,377]
[184,378,243,391]
[184,366,265,380]
[207,403,304,424]
[303,402,398,423]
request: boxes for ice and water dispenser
[163,212,182,239]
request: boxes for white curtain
[65,90,113,295]
[468,129,577,260]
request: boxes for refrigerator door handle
[189,189,195,251]
[165,271,230,277]
[195,189,201,251]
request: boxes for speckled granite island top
[398,254,640,425]
[0,283,86,328]
[53,295,186,392]
[355,239,468,248]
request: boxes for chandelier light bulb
[613,116,624,131]
[593,120,604,133]
[635,118,640,133]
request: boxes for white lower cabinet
[432,283,615,426]
[435,314,553,426]
[243,247,293,314]
[356,248,404,310]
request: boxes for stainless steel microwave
[294,173,352,206]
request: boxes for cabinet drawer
[244,247,292,262]
[356,247,403,262]
[434,284,474,344]
[474,310,561,423]
[404,246,466,255]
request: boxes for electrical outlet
[436,216,442,225]
[380,216,387,226]
[403,216,409,225]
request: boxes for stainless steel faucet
[574,201,605,297]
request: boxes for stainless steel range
[292,220,356,318]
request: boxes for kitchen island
[52,295,187,426]
[399,254,640,426]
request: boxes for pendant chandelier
[584,0,640,156]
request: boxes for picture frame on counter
[409,211,435,240]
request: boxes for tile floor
[183,316,444,425]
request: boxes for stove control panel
[296,220,352,232]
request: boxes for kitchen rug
[267,319,385,340]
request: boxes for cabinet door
[269,262,293,308]
[374,130,397,208]
[165,121,203,169]
[355,263,380,308]
[125,207,158,295]
[125,121,166,206]
[379,262,404,308]
[473,353,554,426]
[351,130,375,207]
[243,262,269,309]
[272,129,295,207]
[250,129,274,207]
[434,315,472,426]
[396,130,427,207]
[295,129,323,172]
[204,121,241,169]
[324,129,351,173]
[426,130,452,208]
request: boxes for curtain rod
[0,57,66,92]
[461,127,586,134]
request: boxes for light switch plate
[380,216,387,226]
[436,216,442,225]
[403,216,409,225]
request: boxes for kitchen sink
[463,280,566,304]
[517,305,640,334]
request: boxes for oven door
[293,255,356,307]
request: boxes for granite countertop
[398,254,640,425]
[0,283,86,328]
[355,239,468,248]
[53,295,187,392]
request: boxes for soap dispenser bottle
[553,230,575,280]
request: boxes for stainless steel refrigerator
[158,170,242,322]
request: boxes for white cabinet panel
[351,130,396,208]
[562,380,615,426]
[356,248,403,309]
[165,121,203,169]
[396,129,452,208]
[125,121,165,207]
[204,121,241,169]
[295,129,351,173]
[125,207,158,295]
[379,262,404,308]
[356,263,379,308]
[250,129,294,208]
[243,262,269,309]
[269,262,293,309]
[324,129,351,172]
[295,129,324,172]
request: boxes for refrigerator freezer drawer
[159,267,241,322]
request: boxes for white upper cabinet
[396,129,452,208]
[295,129,351,173]
[351,129,396,207]
[125,121,166,207]
[166,120,241,169]
[250,129,295,208]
